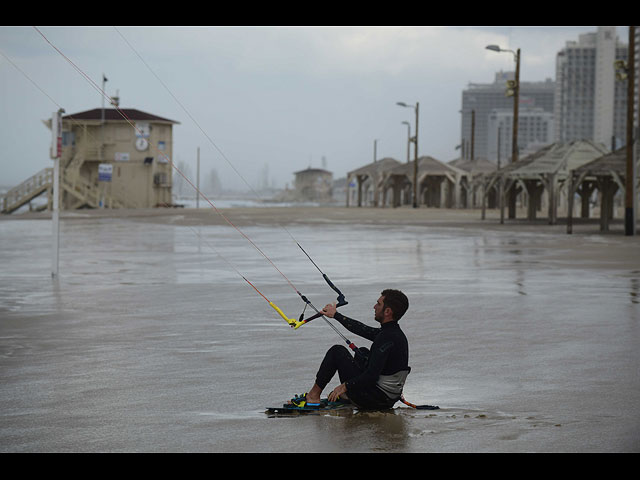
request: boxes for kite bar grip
[296,300,348,328]
[323,274,346,304]
[269,301,301,329]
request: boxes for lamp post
[397,101,419,208]
[470,109,475,161]
[486,44,520,218]
[50,108,64,278]
[625,26,636,236]
[101,74,107,162]
[614,27,636,235]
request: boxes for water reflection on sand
[0,210,639,452]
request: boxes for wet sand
[10,205,640,269]
[1,206,639,452]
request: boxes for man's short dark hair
[381,289,409,321]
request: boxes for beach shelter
[484,140,609,224]
[346,157,401,207]
[380,156,469,208]
[566,147,638,232]
[449,157,499,209]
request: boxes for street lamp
[618,26,636,236]
[397,101,419,208]
[486,44,520,219]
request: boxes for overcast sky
[0,26,625,192]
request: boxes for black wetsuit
[315,311,410,410]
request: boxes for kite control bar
[287,243,348,328]
[266,283,346,331]
[292,274,348,329]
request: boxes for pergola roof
[347,157,401,177]
[496,140,609,179]
[449,157,498,176]
[572,147,627,177]
[387,156,467,179]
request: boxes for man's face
[374,295,386,323]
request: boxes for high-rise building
[487,107,555,163]
[554,26,628,149]
[460,71,555,162]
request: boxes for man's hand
[328,383,347,402]
[321,302,337,318]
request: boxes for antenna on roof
[101,74,107,161]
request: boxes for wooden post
[567,173,574,234]
[509,49,521,219]
[625,26,636,235]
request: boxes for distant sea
[0,188,330,214]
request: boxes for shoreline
[3,205,639,271]
[0,204,635,232]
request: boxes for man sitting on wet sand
[289,289,411,410]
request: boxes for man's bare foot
[305,384,323,404]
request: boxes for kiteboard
[265,398,354,416]
[265,397,440,415]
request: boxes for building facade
[554,26,628,148]
[487,107,555,163]
[58,108,179,209]
[461,72,555,162]
[293,167,333,202]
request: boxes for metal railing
[1,168,52,214]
